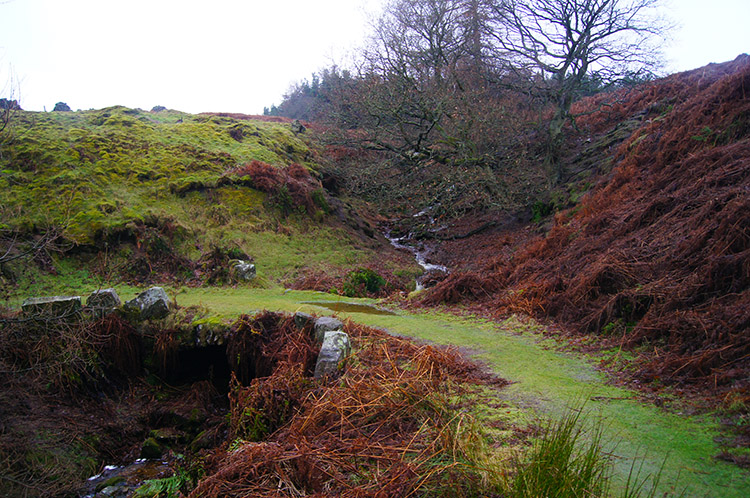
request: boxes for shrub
[342,268,386,297]
[226,161,320,217]
[531,200,554,223]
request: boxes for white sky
[1,0,748,114]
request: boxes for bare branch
[485,0,669,182]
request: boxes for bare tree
[339,0,511,164]
[488,0,668,182]
[357,0,470,158]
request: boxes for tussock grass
[506,405,675,498]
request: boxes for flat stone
[21,295,82,318]
[314,331,351,379]
[124,287,171,320]
[314,316,344,344]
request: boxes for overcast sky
[1,0,748,114]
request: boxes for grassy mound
[0,106,418,293]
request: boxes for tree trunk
[546,106,566,184]
[545,81,575,184]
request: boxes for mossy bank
[0,107,419,297]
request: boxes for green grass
[507,407,612,498]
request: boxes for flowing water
[82,459,172,497]
[385,208,448,290]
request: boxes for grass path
[172,287,749,497]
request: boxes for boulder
[22,295,82,318]
[314,331,351,379]
[124,287,171,320]
[140,437,162,459]
[314,316,344,344]
[230,260,256,281]
[86,288,121,315]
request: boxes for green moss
[96,476,126,492]
[1,107,404,290]
[0,108,315,241]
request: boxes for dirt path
[178,288,750,498]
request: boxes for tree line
[267,0,666,183]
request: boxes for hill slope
[425,55,750,393]
[0,107,418,295]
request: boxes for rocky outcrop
[124,287,171,320]
[21,295,82,318]
[314,330,351,379]
[193,319,229,346]
[53,102,71,112]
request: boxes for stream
[385,207,449,291]
[82,459,173,497]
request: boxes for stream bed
[385,208,449,290]
[82,459,173,497]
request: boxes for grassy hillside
[0,107,419,296]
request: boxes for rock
[293,311,314,330]
[86,288,121,315]
[314,331,351,379]
[98,485,123,496]
[95,476,125,493]
[314,316,344,344]
[140,437,162,459]
[291,119,306,134]
[194,321,228,346]
[124,287,171,320]
[230,260,256,281]
[149,427,184,445]
[21,295,82,318]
